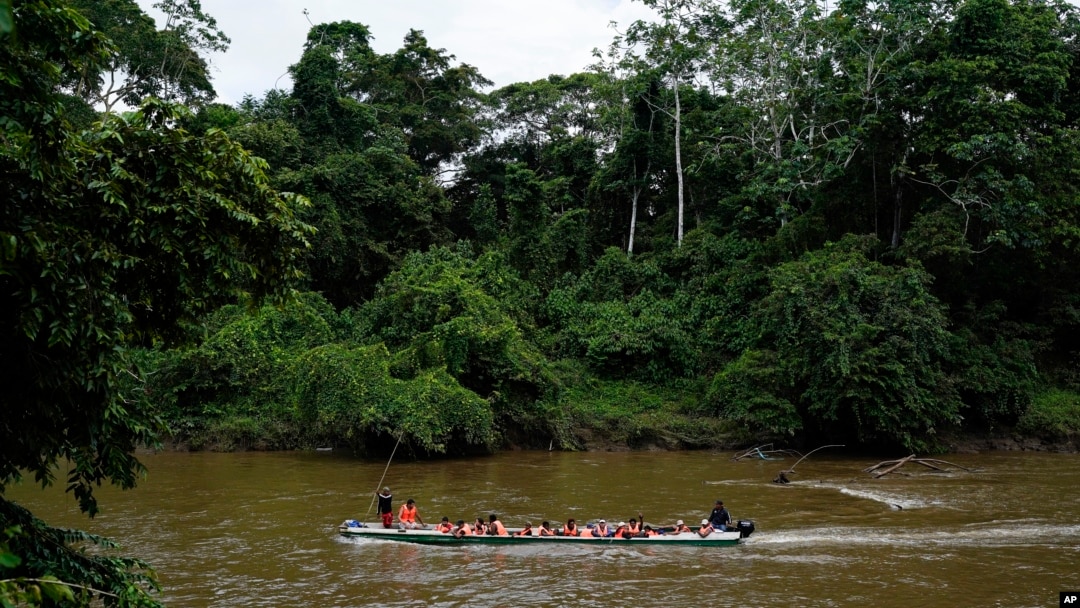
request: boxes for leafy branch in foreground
[1,500,162,607]
[3,0,312,605]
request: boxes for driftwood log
[864,454,974,478]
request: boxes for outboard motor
[736,520,755,538]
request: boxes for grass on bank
[1017,389,1080,439]
[552,373,749,450]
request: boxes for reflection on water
[5,450,1079,607]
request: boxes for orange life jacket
[614,525,629,538]
[538,526,554,536]
[436,522,452,533]
[580,528,594,538]
[644,528,659,537]
[473,523,487,535]
[490,520,508,536]
[455,523,472,536]
[398,505,417,523]
[674,524,691,534]
[594,524,609,537]
[628,522,641,535]
[563,525,579,536]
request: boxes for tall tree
[346,28,491,176]
[708,0,862,232]
[623,0,723,246]
[591,43,662,255]
[280,22,458,306]
[68,0,230,112]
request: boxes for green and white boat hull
[338,522,745,546]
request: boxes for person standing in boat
[488,513,509,536]
[708,500,731,531]
[397,498,425,529]
[376,487,393,528]
[561,518,579,536]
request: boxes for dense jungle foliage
[156,0,1080,457]
[6,0,1080,602]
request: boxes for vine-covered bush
[710,237,963,451]
[289,343,496,454]
[356,246,557,419]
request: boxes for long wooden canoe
[338,521,753,547]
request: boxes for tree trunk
[891,168,905,249]
[673,72,685,246]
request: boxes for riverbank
[943,431,1078,454]
[158,421,1079,456]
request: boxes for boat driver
[708,500,731,531]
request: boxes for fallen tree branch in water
[864,455,974,478]
[732,443,802,461]
[774,444,845,483]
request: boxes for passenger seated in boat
[613,522,629,538]
[452,520,472,538]
[473,517,488,535]
[515,522,534,536]
[488,513,509,536]
[625,517,642,538]
[579,524,596,538]
[643,525,659,537]
[593,519,611,537]
[436,517,453,533]
[698,519,715,537]
[537,521,555,536]
[672,519,692,534]
[397,499,425,529]
[561,518,579,536]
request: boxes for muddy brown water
[5,450,1079,607]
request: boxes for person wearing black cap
[708,500,731,531]
[376,487,393,528]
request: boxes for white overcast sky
[137,0,657,105]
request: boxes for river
[5,450,1078,607]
